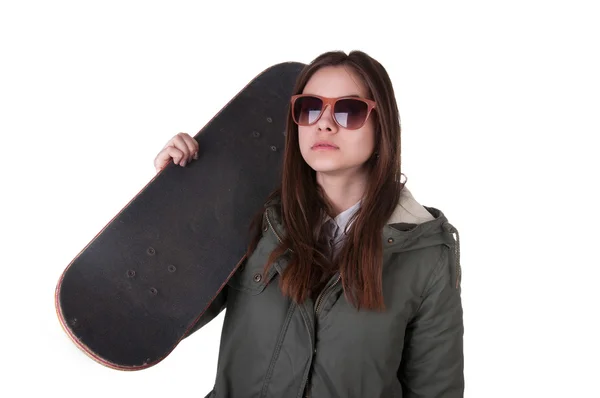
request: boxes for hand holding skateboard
[154,132,200,172]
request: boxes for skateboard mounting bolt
[127,270,136,278]
[149,287,158,295]
[168,265,176,272]
[253,273,262,283]
[270,146,277,151]
[252,131,260,138]
[388,238,394,243]
[147,247,155,255]
[266,117,273,123]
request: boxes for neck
[316,168,368,217]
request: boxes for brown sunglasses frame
[290,94,377,130]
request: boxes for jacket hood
[383,187,461,289]
[384,187,458,253]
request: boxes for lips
[312,141,339,149]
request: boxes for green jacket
[187,187,464,397]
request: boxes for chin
[306,160,349,174]
[304,156,371,176]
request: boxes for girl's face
[297,66,376,177]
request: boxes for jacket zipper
[314,274,340,315]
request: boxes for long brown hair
[246,50,404,311]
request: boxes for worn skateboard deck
[55,61,305,370]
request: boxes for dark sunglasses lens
[334,99,369,129]
[293,96,323,125]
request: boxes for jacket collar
[263,186,444,249]
[263,185,461,288]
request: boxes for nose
[316,104,338,132]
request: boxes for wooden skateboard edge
[54,253,248,371]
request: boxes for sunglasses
[290,94,377,130]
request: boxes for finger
[179,133,198,163]
[159,146,185,168]
[189,136,199,160]
[171,134,192,162]
[169,146,187,166]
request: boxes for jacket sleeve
[398,246,464,397]
[183,286,228,339]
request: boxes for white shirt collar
[321,199,362,240]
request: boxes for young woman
[154,50,464,398]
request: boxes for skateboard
[55,61,305,371]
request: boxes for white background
[1,0,599,397]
